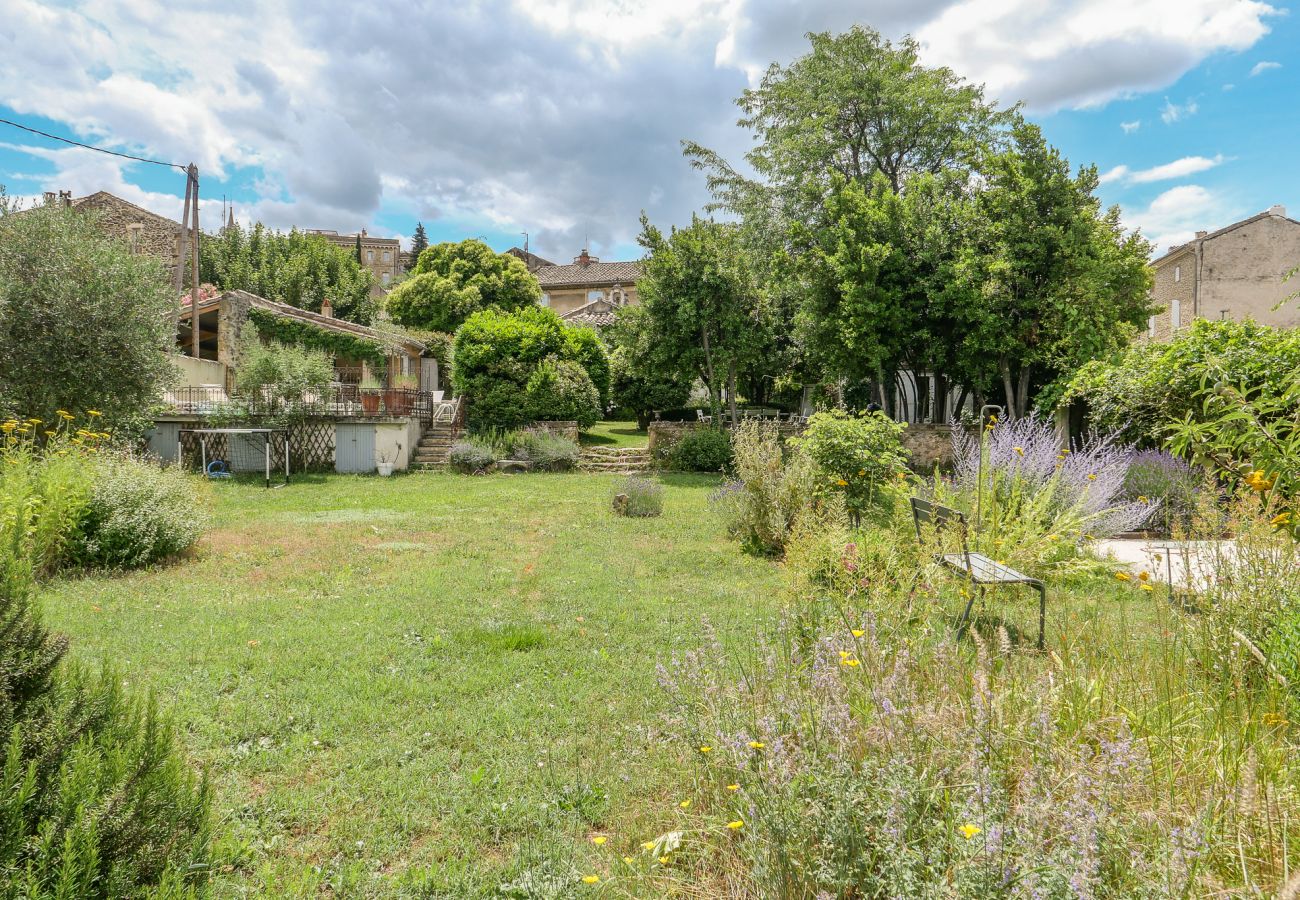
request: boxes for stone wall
[73,192,182,282]
[529,420,580,442]
[899,423,962,472]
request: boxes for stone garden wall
[529,420,580,442]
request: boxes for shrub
[229,323,334,424]
[450,438,497,473]
[614,476,663,518]
[524,359,601,430]
[452,307,608,430]
[793,410,909,524]
[0,192,178,435]
[68,454,209,569]
[1122,449,1199,534]
[565,326,611,410]
[390,239,539,333]
[608,346,691,429]
[664,427,732,473]
[514,431,581,472]
[712,420,822,554]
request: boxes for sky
[0,0,1295,262]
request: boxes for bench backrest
[910,497,973,566]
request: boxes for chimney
[59,190,72,208]
[578,249,591,267]
[43,191,56,205]
[1269,204,1287,217]
[320,298,334,318]
[1195,230,1208,238]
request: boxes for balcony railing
[161,385,456,427]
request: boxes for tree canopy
[387,238,539,334]
[200,222,376,323]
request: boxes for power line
[0,116,185,170]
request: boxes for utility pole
[189,164,201,360]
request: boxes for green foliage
[794,411,909,520]
[388,239,539,333]
[524,359,601,430]
[200,222,375,323]
[452,307,608,430]
[67,453,209,570]
[0,426,92,594]
[607,314,691,429]
[225,323,335,425]
[663,427,733,473]
[1064,319,1300,449]
[0,194,178,435]
[614,477,663,518]
[449,438,497,474]
[513,431,581,472]
[408,223,428,271]
[712,420,824,554]
[564,326,610,409]
[245,307,389,369]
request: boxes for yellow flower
[858,469,866,476]
[726,784,740,791]
[1138,495,1149,503]
[56,409,71,417]
[838,650,850,659]
[658,855,670,865]
[989,414,998,423]
[1114,571,1131,582]
[622,856,633,865]
[1262,712,1289,727]
[1140,584,1154,592]
[591,836,607,845]
[698,745,712,753]
[1138,571,1149,581]
[748,741,764,750]
[959,823,982,839]
[1046,534,1058,541]
[247,639,261,647]
[842,658,860,668]
[678,799,691,809]
[582,874,600,884]
[1013,446,1024,455]
[87,409,102,417]
[851,629,864,638]
[0,423,15,433]
[1087,473,1097,481]
[727,819,744,830]
[1059,448,1069,455]
[1271,512,1292,527]
[836,479,848,487]
[641,841,655,851]
[26,418,41,425]
[1246,470,1274,492]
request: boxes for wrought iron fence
[161,385,455,427]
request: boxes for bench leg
[1033,582,1047,651]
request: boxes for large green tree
[387,238,539,334]
[606,305,692,427]
[636,215,770,424]
[200,222,376,323]
[0,193,177,433]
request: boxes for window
[382,250,391,263]
[587,289,605,303]
[541,293,550,307]
[366,249,374,263]
[1174,265,1180,283]
[1171,297,1181,332]
[381,272,391,286]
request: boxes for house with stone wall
[59,190,184,281]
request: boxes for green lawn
[38,472,782,897]
[579,420,648,449]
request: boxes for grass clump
[613,476,663,518]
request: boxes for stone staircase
[412,421,460,469]
[578,445,651,474]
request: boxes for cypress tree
[409,222,429,270]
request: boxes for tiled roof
[535,260,642,288]
[1152,207,1300,267]
[559,298,621,329]
[506,247,556,271]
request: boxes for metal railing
[161,385,456,427]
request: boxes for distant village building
[506,246,557,272]
[1148,204,1300,341]
[521,248,643,326]
[56,191,184,281]
[306,228,402,295]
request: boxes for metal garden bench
[910,497,1048,650]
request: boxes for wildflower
[622,856,633,865]
[1271,512,1292,527]
[1013,446,1024,455]
[726,784,739,791]
[835,479,848,487]
[989,414,998,423]
[1138,571,1150,581]
[699,745,712,753]
[641,841,655,851]
[26,418,41,425]
[959,823,982,839]
[582,874,600,884]
[851,629,864,638]
[0,422,15,433]
[43,430,55,437]
[747,741,764,750]
[56,409,71,417]
[1047,534,1058,541]
[857,469,865,476]
[1262,712,1289,727]
[1138,495,1149,503]
[1140,584,1154,592]
[658,856,670,865]
[1087,473,1097,481]
[1114,571,1131,582]
[591,836,607,846]
[679,799,691,809]
[727,819,744,830]
[838,650,850,660]
[87,409,102,417]
[1246,470,1274,492]
[842,658,860,668]
[1059,448,1070,455]
[247,639,261,647]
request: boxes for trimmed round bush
[666,427,733,473]
[525,359,601,430]
[68,454,209,569]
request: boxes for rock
[612,493,629,515]
[494,458,532,474]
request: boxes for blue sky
[1,1,1293,261]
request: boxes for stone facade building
[1147,205,1300,341]
[531,249,643,319]
[63,191,184,281]
[306,228,403,295]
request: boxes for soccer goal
[180,428,290,488]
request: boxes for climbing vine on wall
[246,307,392,369]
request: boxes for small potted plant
[359,374,383,415]
[376,446,397,477]
[386,373,419,416]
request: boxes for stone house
[1147,205,1300,341]
[60,191,184,281]
[533,249,643,318]
[305,228,403,294]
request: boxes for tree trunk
[700,326,721,423]
[999,357,1017,419]
[727,363,739,426]
[1016,366,1032,421]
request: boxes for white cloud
[1102,155,1227,187]
[1124,184,1238,253]
[1120,120,1141,133]
[0,0,1280,259]
[1250,60,1282,76]
[1099,165,1130,185]
[1161,97,1199,123]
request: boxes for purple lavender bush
[1122,449,1199,534]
